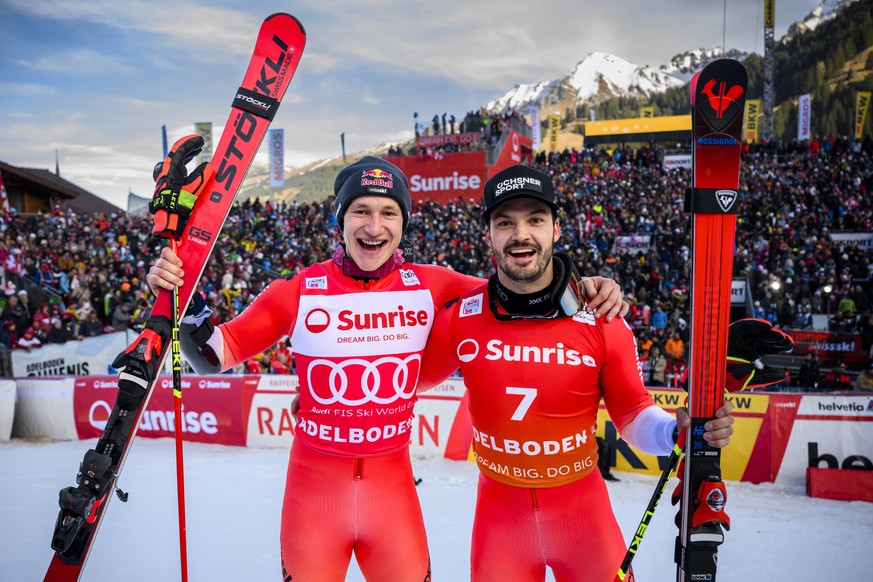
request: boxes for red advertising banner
[389,151,486,204]
[786,330,868,366]
[73,375,256,446]
[489,130,533,175]
[766,394,803,483]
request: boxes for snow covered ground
[3,438,872,581]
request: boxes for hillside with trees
[572,0,873,141]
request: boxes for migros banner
[389,151,487,204]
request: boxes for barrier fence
[6,375,873,492]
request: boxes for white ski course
[3,438,871,580]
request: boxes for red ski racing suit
[216,257,479,581]
[419,281,664,582]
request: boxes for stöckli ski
[45,13,306,582]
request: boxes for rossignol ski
[675,58,747,582]
[45,13,306,582]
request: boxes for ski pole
[614,428,685,582]
[170,238,189,582]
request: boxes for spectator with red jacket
[821,362,852,391]
[32,303,52,339]
[16,327,41,351]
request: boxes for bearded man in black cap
[418,164,737,582]
[147,156,627,581]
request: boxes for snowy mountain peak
[568,51,685,101]
[483,79,559,115]
[484,52,684,113]
[483,0,855,115]
[784,0,858,42]
[660,47,749,82]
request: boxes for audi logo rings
[306,355,421,406]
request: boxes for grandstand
[1,133,871,388]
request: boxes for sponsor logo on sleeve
[399,269,421,286]
[305,276,327,289]
[572,310,597,325]
[460,294,483,317]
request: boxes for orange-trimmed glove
[150,134,214,239]
[726,318,794,392]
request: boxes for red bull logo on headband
[361,168,394,189]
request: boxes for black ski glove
[179,291,220,368]
[181,290,213,328]
[726,318,794,391]
[150,135,214,240]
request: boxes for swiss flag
[1,248,25,277]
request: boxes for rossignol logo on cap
[361,169,394,189]
[495,176,541,197]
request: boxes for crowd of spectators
[414,110,521,139]
[2,135,872,388]
[527,136,873,389]
[397,109,530,158]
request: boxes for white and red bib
[220,259,480,456]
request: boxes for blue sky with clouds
[0,0,820,209]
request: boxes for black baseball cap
[481,165,558,220]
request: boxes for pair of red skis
[617,59,748,582]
